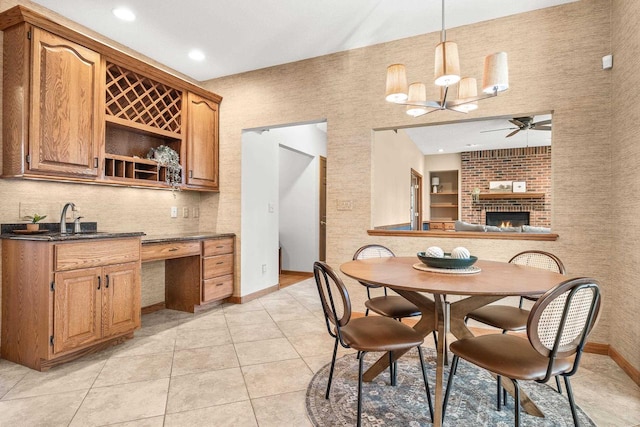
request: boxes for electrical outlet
[183,207,189,218]
[170,206,178,218]
[193,207,199,218]
[337,200,353,211]
[262,264,267,274]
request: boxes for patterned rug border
[306,348,595,427]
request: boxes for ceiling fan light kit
[385,0,509,117]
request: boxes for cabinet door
[186,93,219,189]
[53,267,102,354]
[102,262,141,338]
[29,28,102,176]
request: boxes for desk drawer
[202,275,233,302]
[141,241,200,262]
[203,238,234,256]
[203,254,233,278]
[55,238,140,271]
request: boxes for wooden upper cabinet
[186,93,219,190]
[1,6,222,191]
[29,28,102,176]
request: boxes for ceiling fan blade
[532,119,552,127]
[509,118,525,128]
[505,129,521,138]
[532,124,552,131]
[480,127,517,133]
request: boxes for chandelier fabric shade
[384,0,508,117]
[406,83,431,117]
[456,77,478,112]
[482,52,509,94]
[385,64,409,103]
[434,41,461,87]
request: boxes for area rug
[306,348,595,426]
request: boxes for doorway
[319,156,327,261]
[410,168,423,230]
[241,121,327,296]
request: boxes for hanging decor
[385,0,509,117]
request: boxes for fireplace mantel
[478,192,545,200]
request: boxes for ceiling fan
[482,116,552,138]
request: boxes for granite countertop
[142,232,235,244]
[0,222,145,241]
[1,223,234,243]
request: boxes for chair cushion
[340,316,424,352]
[466,305,529,331]
[365,295,421,318]
[450,334,574,381]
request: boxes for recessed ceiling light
[188,50,206,61]
[112,7,136,22]
[438,148,444,153]
[466,143,481,147]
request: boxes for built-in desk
[142,233,235,313]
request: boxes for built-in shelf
[478,192,545,200]
[431,191,458,196]
[430,203,458,208]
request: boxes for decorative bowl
[416,252,478,269]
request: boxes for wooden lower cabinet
[201,238,234,304]
[1,237,141,370]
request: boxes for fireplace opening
[486,212,530,228]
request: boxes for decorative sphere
[451,247,471,259]
[425,246,444,258]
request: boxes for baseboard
[280,270,313,276]
[141,302,165,315]
[583,341,609,355]
[609,345,640,386]
[227,284,279,304]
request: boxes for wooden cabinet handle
[216,245,224,248]
[105,275,110,288]
[97,276,101,290]
[168,248,178,252]
[216,261,224,265]
[216,283,225,287]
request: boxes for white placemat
[412,262,481,274]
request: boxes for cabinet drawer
[444,222,455,230]
[203,238,234,256]
[141,241,200,262]
[202,275,233,302]
[430,222,445,230]
[55,238,140,271]
[203,254,233,278]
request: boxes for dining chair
[443,277,601,427]
[353,244,422,318]
[354,244,440,349]
[465,250,566,397]
[313,261,434,427]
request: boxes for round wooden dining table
[340,256,570,427]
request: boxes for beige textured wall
[204,0,620,354]
[610,0,640,369]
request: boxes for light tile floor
[0,278,638,426]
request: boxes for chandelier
[385,0,509,117]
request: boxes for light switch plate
[183,207,189,218]
[170,206,178,218]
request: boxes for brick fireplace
[461,146,551,227]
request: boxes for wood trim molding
[609,345,640,386]
[141,302,165,315]
[227,284,279,304]
[367,229,559,241]
[583,341,609,355]
[280,270,314,276]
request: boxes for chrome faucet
[60,202,76,234]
